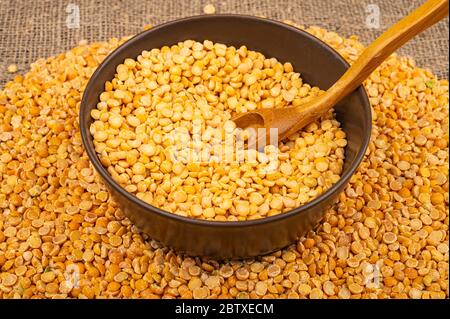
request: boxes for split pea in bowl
[80,15,371,258]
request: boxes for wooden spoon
[232,0,449,149]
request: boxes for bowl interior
[80,15,371,222]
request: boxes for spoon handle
[304,0,448,114]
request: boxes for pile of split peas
[0,18,448,298]
[90,39,347,221]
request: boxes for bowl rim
[80,13,372,229]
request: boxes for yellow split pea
[91,40,347,221]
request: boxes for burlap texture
[0,0,448,86]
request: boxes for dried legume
[91,40,346,221]
[0,22,447,300]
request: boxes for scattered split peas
[90,40,347,221]
[0,22,447,299]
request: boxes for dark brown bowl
[80,14,371,259]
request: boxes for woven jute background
[0,0,448,86]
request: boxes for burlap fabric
[0,0,448,86]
